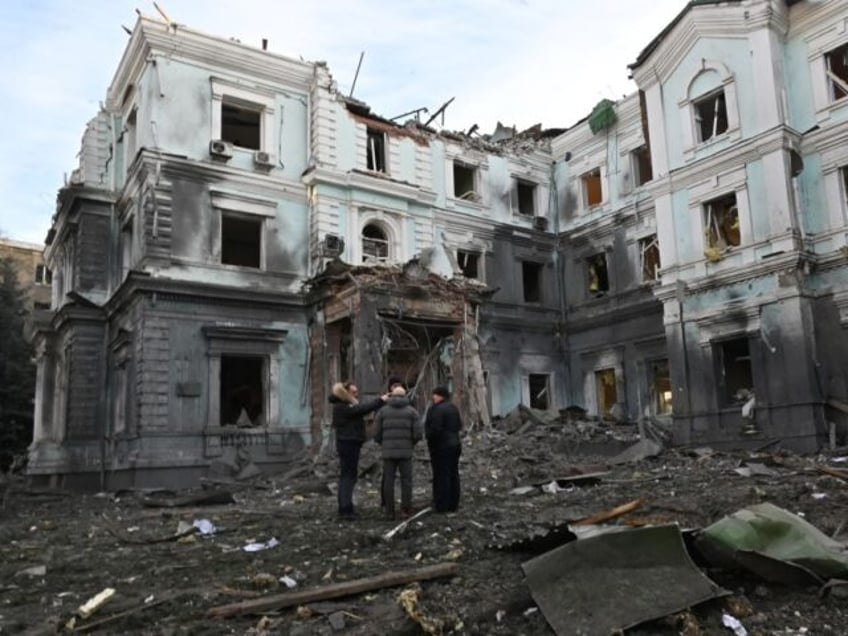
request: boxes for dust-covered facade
[28,0,848,487]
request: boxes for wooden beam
[207,563,458,618]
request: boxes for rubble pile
[2,414,848,634]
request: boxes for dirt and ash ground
[2,415,848,635]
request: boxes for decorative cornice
[303,166,437,205]
[109,17,315,110]
[632,1,788,87]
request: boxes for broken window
[367,127,387,173]
[120,220,133,281]
[826,43,848,102]
[515,179,536,216]
[35,264,52,285]
[704,193,740,250]
[595,368,618,417]
[716,337,753,405]
[528,374,550,410]
[694,90,728,142]
[522,261,543,303]
[651,359,672,415]
[221,100,261,150]
[220,355,265,427]
[841,166,848,206]
[457,250,480,279]
[362,223,389,262]
[632,145,653,186]
[639,235,661,283]
[586,253,609,296]
[582,168,603,208]
[124,108,138,167]
[221,214,262,268]
[453,162,478,200]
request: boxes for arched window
[361,223,389,262]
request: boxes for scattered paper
[722,613,748,636]
[243,537,280,552]
[279,575,298,589]
[811,493,827,500]
[193,518,217,535]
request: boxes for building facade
[0,238,52,314]
[29,0,848,487]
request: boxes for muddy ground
[2,419,848,635]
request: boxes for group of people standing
[329,377,463,521]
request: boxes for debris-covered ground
[2,412,848,635]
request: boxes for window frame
[366,127,388,174]
[210,78,275,154]
[581,168,604,210]
[521,260,544,304]
[452,160,480,202]
[220,212,265,270]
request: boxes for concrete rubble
[3,416,848,634]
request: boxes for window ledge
[815,95,848,122]
[684,126,741,160]
[448,196,485,210]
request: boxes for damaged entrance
[308,259,493,444]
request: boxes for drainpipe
[550,159,573,404]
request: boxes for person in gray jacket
[374,386,422,519]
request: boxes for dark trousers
[382,457,413,514]
[429,444,461,512]
[337,440,362,515]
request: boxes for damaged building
[27,0,848,487]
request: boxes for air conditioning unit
[253,150,274,168]
[209,139,233,159]
[533,216,549,231]
[322,233,345,256]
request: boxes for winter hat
[432,386,450,399]
[391,386,407,397]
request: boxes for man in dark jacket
[425,386,462,513]
[375,386,422,519]
[330,381,386,520]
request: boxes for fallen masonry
[2,416,848,635]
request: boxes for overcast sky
[0,0,685,245]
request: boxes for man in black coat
[330,381,386,520]
[425,386,462,513]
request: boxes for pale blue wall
[746,160,770,241]
[661,39,754,170]
[129,57,309,180]
[671,189,694,261]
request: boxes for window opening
[582,169,603,207]
[587,253,609,295]
[704,193,740,251]
[457,250,480,279]
[362,223,389,262]
[718,337,753,405]
[221,101,261,150]
[595,368,618,417]
[639,235,660,282]
[516,179,536,216]
[651,359,672,415]
[825,43,848,102]
[633,145,653,186]
[453,162,478,200]
[220,355,265,427]
[528,374,550,410]
[522,261,543,303]
[694,90,728,142]
[35,264,52,285]
[367,127,387,173]
[221,215,262,268]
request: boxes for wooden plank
[206,562,458,618]
[572,498,646,526]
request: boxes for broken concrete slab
[696,503,848,584]
[608,438,663,465]
[521,525,727,636]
